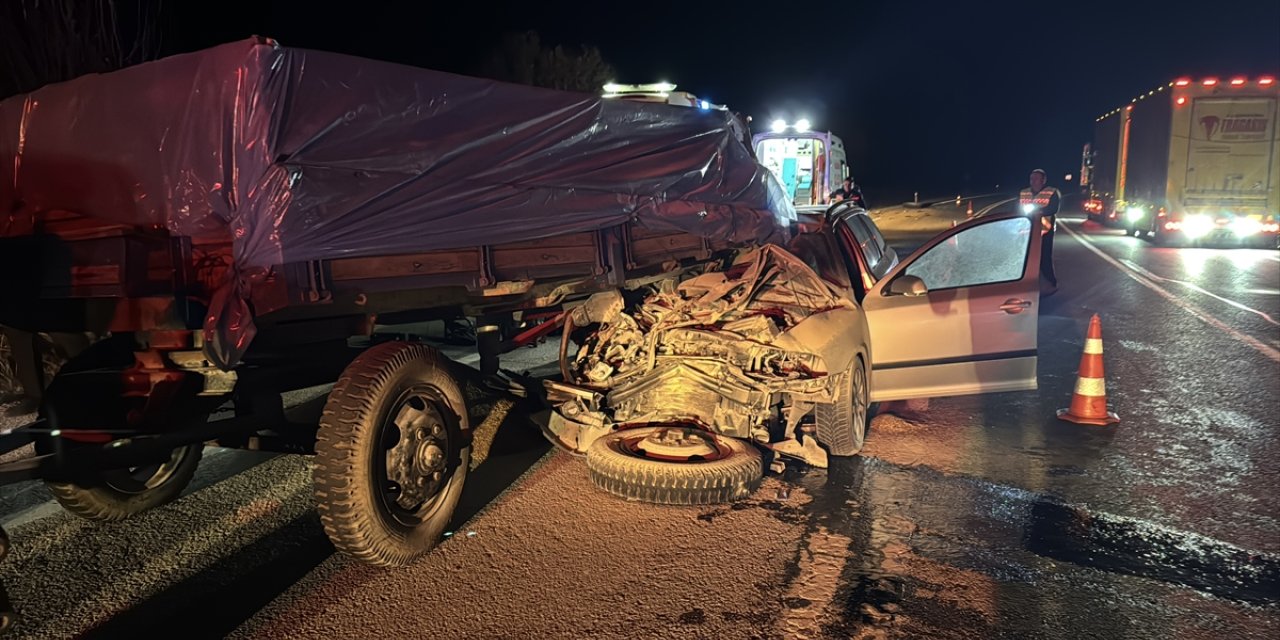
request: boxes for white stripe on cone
[1074,376,1106,396]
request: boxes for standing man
[830,176,867,208]
[1020,169,1059,295]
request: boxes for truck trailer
[1086,75,1279,248]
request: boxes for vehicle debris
[546,243,861,460]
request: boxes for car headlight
[1126,207,1145,222]
[1021,203,1036,214]
[1231,217,1263,237]
[1183,214,1214,238]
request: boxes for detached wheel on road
[814,355,869,456]
[42,443,203,521]
[314,342,470,567]
[586,427,762,505]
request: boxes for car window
[903,217,1031,291]
[850,216,896,280]
[843,216,884,275]
[786,232,851,289]
[862,217,893,265]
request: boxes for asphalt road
[0,214,1276,639]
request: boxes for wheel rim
[101,446,190,494]
[852,363,868,443]
[615,427,733,463]
[377,386,456,529]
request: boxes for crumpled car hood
[547,243,861,451]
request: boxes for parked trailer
[0,37,795,628]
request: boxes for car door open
[862,213,1042,402]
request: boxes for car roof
[793,204,871,233]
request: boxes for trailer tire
[586,427,762,505]
[814,355,869,456]
[43,444,203,521]
[314,342,470,567]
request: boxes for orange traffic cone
[1057,314,1120,426]
[966,200,974,218]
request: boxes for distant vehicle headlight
[1231,217,1263,237]
[1021,203,1036,214]
[1126,207,1145,222]
[1183,214,1215,238]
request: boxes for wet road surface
[0,215,1276,638]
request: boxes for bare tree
[482,31,616,94]
[0,0,162,99]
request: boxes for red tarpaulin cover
[0,38,795,365]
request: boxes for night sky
[164,0,1279,201]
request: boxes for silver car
[547,206,1044,504]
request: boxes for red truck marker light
[1202,78,1218,86]
[1176,97,1186,105]
[1230,78,1246,86]
[1174,78,1191,86]
[1260,77,1275,86]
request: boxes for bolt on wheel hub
[636,427,720,460]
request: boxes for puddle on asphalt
[1022,499,1280,605]
[778,455,1280,628]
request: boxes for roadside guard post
[1058,314,1120,426]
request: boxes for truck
[0,37,795,626]
[752,124,850,207]
[1085,75,1280,247]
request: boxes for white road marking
[1118,258,1280,327]
[1062,224,1280,363]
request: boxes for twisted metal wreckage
[545,243,861,468]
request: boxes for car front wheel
[814,355,869,456]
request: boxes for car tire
[314,341,470,567]
[43,444,203,521]
[585,427,762,505]
[814,355,869,456]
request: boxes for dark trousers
[1040,230,1057,286]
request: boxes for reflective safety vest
[1019,186,1059,235]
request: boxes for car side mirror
[888,275,928,297]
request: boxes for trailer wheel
[815,355,869,456]
[585,427,762,505]
[43,444,204,521]
[314,342,470,567]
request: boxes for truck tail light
[1165,221,1181,231]
[1176,97,1186,105]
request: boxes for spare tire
[585,426,762,505]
